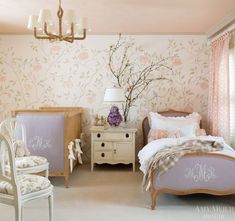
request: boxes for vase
[107,106,123,127]
[121,114,132,128]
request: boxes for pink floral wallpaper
[0,35,209,162]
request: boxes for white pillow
[148,112,201,138]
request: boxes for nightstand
[90,127,137,172]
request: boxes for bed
[139,110,235,209]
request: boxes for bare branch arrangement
[108,34,174,122]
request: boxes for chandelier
[27,0,87,43]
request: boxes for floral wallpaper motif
[0,35,209,162]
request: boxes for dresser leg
[91,163,94,172]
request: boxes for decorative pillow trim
[148,111,201,140]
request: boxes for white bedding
[138,135,235,175]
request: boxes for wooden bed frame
[142,110,235,209]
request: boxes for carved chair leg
[48,194,54,221]
[21,204,23,221]
[15,202,22,221]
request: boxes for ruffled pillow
[148,111,201,138]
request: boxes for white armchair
[0,133,53,221]
[0,118,49,177]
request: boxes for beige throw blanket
[142,139,224,189]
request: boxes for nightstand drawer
[93,141,112,150]
[94,151,112,160]
[93,132,133,141]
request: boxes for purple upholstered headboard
[142,110,193,146]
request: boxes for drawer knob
[125,133,129,138]
[97,133,101,138]
[101,153,105,157]
[101,142,105,147]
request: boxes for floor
[1,164,235,221]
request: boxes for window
[230,34,235,147]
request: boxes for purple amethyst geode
[107,106,123,127]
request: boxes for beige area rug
[1,164,235,221]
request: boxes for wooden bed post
[65,176,69,188]
[150,171,158,210]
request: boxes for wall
[0,35,209,162]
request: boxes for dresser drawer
[93,141,112,150]
[93,132,133,141]
[94,151,112,160]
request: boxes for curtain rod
[207,22,235,45]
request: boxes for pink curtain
[208,32,231,143]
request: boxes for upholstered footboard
[150,153,235,209]
[12,108,82,187]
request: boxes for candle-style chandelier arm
[63,24,75,43]
[43,23,58,39]
[33,27,54,40]
[65,29,86,41]
[73,29,86,40]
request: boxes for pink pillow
[196,129,207,136]
[148,129,181,142]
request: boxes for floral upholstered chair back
[0,134,19,197]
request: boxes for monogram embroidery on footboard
[184,164,217,182]
[29,136,52,150]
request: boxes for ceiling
[0,0,235,35]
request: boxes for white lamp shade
[66,23,80,35]
[47,23,56,34]
[65,10,77,24]
[27,15,38,30]
[77,17,88,29]
[104,88,126,103]
[38,9,52,25]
